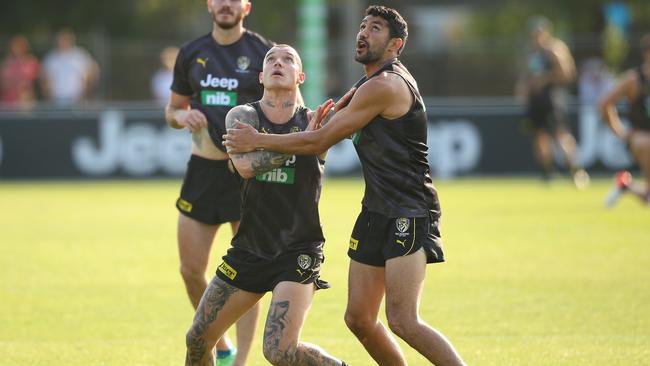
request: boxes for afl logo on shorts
[396,218,410,233]
[297,254,312,270]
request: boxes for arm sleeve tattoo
[226,105,292,176]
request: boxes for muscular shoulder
[361,72,408,97]
[547,38,572,60]
[358,72,412,118]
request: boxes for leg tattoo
[185,277,239,366]
[263,300,343,365]
[264,300,290,356]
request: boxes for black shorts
[176,155,241,225]
[526,86,568,133]
[216,247,329,293]
[347,207,445,267]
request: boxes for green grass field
[1,177,649,365]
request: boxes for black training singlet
[171,31,273,151]
[351,59,439,218]
[231,102,325,259]
[527,49,553,78]
[629,65,650,131]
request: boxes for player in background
[225,6,466,366]
[600,34,650,207]
[185,44,351,366]
[515,16,590,188]
[165,0,271,364]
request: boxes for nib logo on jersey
[256,155,297,184]
[200,74,239,107]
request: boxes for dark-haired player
[184,44,351,366]
[600,34,650,207]
[164,0,270,364]
[225,6,466,365]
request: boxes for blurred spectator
[150,46,179,107]
[41,28,99,106]
[515,16,589,188]
[0,35,40,110]
[578,58,615,107]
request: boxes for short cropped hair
[365,5,408,54]
[265,44,303,70]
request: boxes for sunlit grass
[0,178,648,365]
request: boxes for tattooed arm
[225,105,292,179]
[231,150,293,179]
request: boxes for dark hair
[365,5,408,54]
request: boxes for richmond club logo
[297,254,312,270]
[237,56,250,72]
[396,218,410,233]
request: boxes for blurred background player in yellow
[600,34,650,207]
[516,16,589,188]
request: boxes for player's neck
[211,24,245,46]
[260,90,299,124]
[363,56,397,77]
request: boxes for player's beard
[355,39,389,65]
[212,10,245,30]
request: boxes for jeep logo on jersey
[201,91,237,106]
[256,167,295,184]
[199,74,239,90]
[396,218,410,233]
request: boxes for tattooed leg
[185,276,259,366]
[263,283,344,366]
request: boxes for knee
[344,310,375,337]
[185,324,206,360]
[262,342,292,366]
[180,263,204,283]
[386,309,418,341]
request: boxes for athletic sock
[216,348,236,358]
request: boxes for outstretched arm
[225,105,292,179]
[599,70,637,141]
[224,78,400,155]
